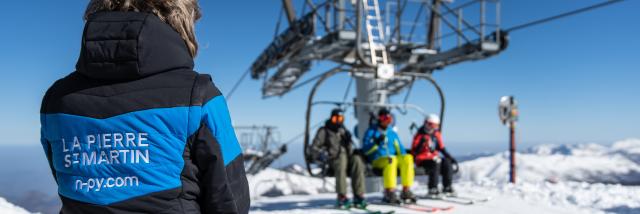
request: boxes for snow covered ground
[458,138,640,184]
[0,197,31,214]
[249,139,640,214]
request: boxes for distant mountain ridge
[458,138,640,184]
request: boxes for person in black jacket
[39,1,250,213]
[308,109,366,209]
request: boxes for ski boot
[352,194,368,209]
[426,187,442,199]
[382,189,401,205]
[335,194,351,209]
[400,188,417,204]
[442,186,457,197]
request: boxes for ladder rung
[363,44,385,49]
[371,44,385,49]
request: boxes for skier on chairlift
[411,114,459,199]
[309,109,367,209]
[363,109,417,204]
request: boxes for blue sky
[0,1,638,155]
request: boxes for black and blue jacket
[39,12,249,213]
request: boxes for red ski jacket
[411,129,444,164]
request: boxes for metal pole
[339,0,346,30]
[509,96,516,183]
[509,120,516,183]
[496,1,501,46]
[396,0,402,43]
[282,0,297,24]
[325,2,332,32]
[480,0,485,42]
[427,0,441,49]
[354,76,384,141]
[457,9,462,47]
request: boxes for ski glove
[451,158,459,174]
[433,155,442,163]
[318,152,329,162]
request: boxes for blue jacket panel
[40,96,243,206]
[362,125,406,161]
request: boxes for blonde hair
[85,0,202,58]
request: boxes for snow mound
[248,168,335,198]
[452,180,640,214]
[279,164,308,176]
[458,139,640,184]
[0,197,31,214]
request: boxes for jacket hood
[76,11,194,80]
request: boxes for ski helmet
[425,114,440,125]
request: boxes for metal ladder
[362,0,389,65]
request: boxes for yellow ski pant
[372,154,415,189]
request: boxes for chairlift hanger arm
[398,72,446,131]
[304,68,345,176]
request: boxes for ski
[419,195,490,205]
[404,203,454,212]
[333,207,395,214]
[351,206,395,214]
[446,195,490,203]
[333,205,395,214]
[418,196,472,205]
[437,196,474,205]
[370,202,454,213]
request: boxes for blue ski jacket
[40,12,249,214]
[362,125,407,161]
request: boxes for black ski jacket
[40,11,249,214]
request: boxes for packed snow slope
[249,139,640,214]
[458,138,640,184]
[0,197,31,214]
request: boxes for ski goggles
[425,121,439,129]
[378,114,393,125]
[331,115,344,123]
